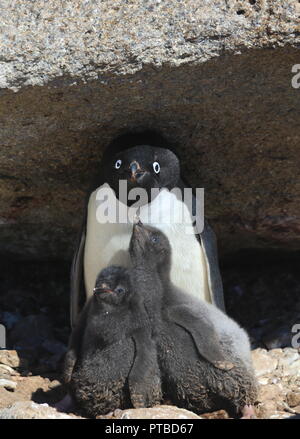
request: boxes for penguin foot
[240,405,257,419]
[213,361,235,371]
[54,393,75,413]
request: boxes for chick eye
[116,287,125,294]
[151,235,159,243]
[115,159,122,169]
[153,161,160,174]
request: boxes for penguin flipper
[178,179,225,312]
[199,219,226,312]
[168,305,234,370]
[70,218,86,328]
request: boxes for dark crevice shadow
[221,250,300,348]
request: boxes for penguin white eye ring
[153,161,160,174]
[115,159,122,169]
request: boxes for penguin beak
[133,219,143,232]
[129,161,146,183]
[93,286,113,295]
[132,220,149,245]
[133,215,143,226]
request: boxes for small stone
[257,384,282,402]
[48,380,61,390]
[201,410,229,419]
[269,412,294,419]
[112,405,201,419]
[286,392,300,408]
[252,349,278,377]
[0,364,18,376]
[255,400,278,419]
[269,349,283,357]
[285,359,300,376]
[283,347,299,354]
[258,377,269,385]
[0,379,17,391]
[0,350,21,369]
[0,401,84,419]
[278,351,299,367]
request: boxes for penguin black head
[93,266,131,306]
[102,145,180,204]
[129,221,171,268]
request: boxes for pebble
[111,405,201,420]
[278,350,299,367]
[0,401,83,419]
[286,392,300,408]
[269,412,293,419]
[286,359,300,376]
[252,348,278,376]
[0,364,18,376]
[0,350,21,369]
[258,377,269,385]
[48,380,61,390]
[0,379,17,391]
[257,384,282,402]
[250,345,300,419]
[256,400,278,419]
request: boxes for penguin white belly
[84,187,132,298]
[84,185,211,303]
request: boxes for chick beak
[93,286,113,295]
[132,220,149,245]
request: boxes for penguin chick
[64,266,162,417]
[129,222,258,417]
[129,221,233,370]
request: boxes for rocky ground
[1,2,300,262]
[0,253,299,419]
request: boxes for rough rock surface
[252,347,300,419]
[0,347,299,419]
[0,401,82,419]
[0,350,23,369]
[102,406,201,419]
[1,1,300,259]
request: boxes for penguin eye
[151,234,159,244]
[115,159,122,169]
[153,161,160,174]
[116,286,125,294]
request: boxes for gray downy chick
[129,222,258,417]
[63,265,162,417]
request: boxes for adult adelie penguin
[71,131,225,326]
